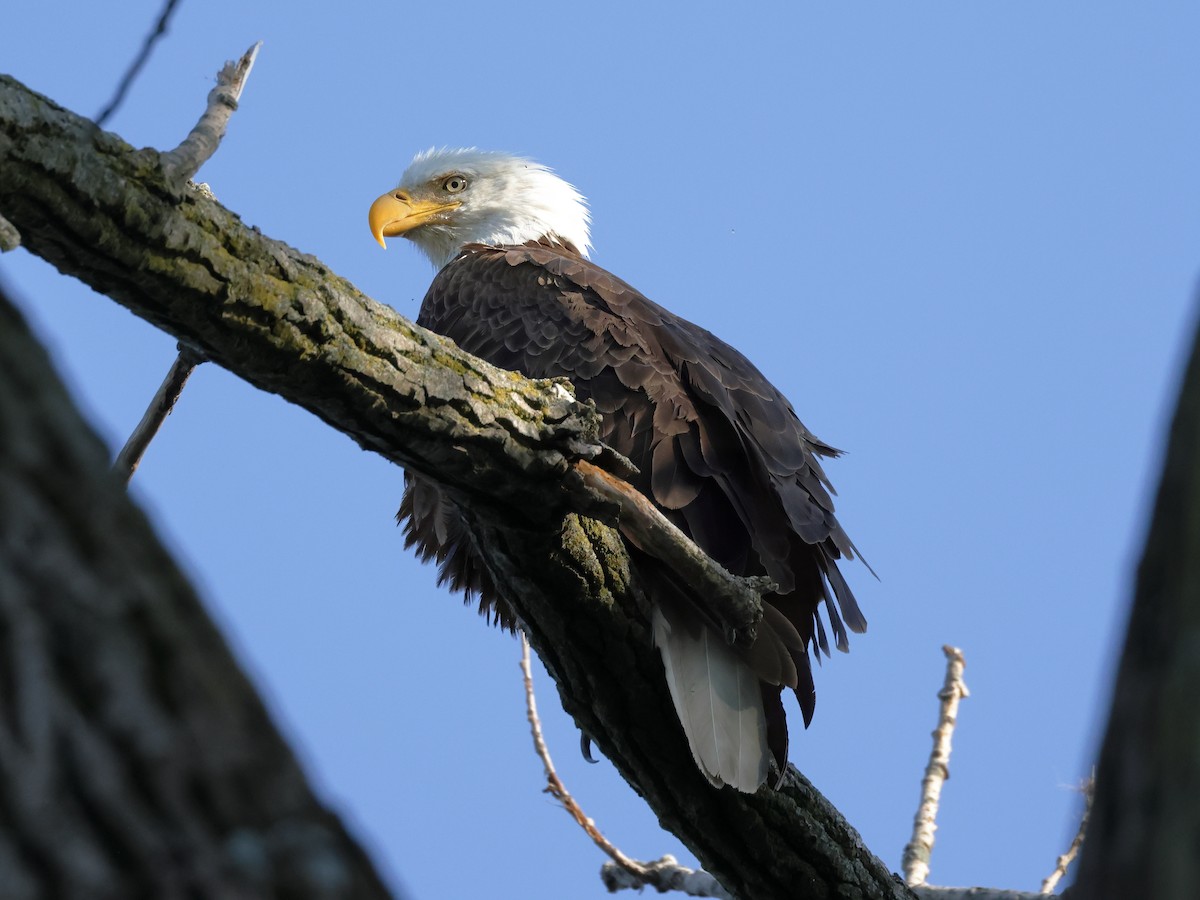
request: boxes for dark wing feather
[401,240,865,742]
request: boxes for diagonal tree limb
[0,71,917,900]
[0,73,608,525]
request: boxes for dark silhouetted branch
[95,0,185,127]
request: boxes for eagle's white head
[369,148,592,269]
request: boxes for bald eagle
[369,148,865,792]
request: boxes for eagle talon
[592,443,639,480]
[580,734,598,764]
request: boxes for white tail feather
[651,603,769,792]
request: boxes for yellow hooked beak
[368,190,461,248]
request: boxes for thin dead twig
[1040,771,1094,893]
[113,345,204,484]
[159,41,261,184]
[95,0,185,127]
[520,633,649,876]
[116,41,261,482]
[902,645,970,887]
[519,634,731,898]
[601,856,732,899]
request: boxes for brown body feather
[399,240,865,784]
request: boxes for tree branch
[1041,773,1092,894]
[113,344,205,483]
[519,634,663,886]
[602,856,734,898]
[0,72,913,899]
[94,0,186,127]
[160,41,261,184]
[903,646,969,887]
[0,74,608,526]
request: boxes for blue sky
[3,4,1198,897]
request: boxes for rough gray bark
[0,281,396,899]
[0,75,606,527]
[1071,307,1200,899]
[0,73,919,899]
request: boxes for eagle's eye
[442,175,468,194]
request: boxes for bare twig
[520,634,650,873]
[116,40,256,482]
[520,634,734,898]
[0,213,18,251]
[95,0,185,127]
[159,41,261,184]
[902,645,970,887]
[1041,771,1094,893]
[573,459,771,647]
[602,857,733,899]
[113,346,204,484]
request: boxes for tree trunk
[1071,305,1200,900]
[0,280,396,899]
